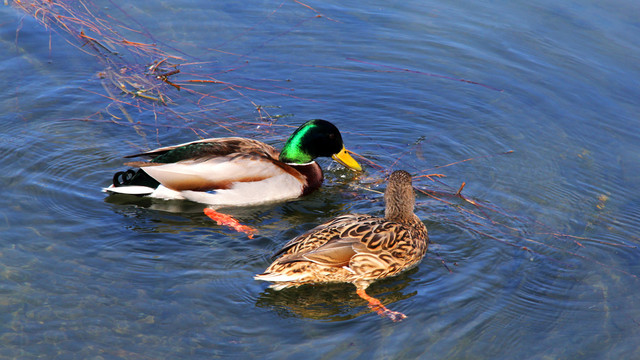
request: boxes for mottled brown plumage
[255,170,428,321]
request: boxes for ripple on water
[2,121,115,225]
[392,207,596,351]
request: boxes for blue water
[2,0,640,358]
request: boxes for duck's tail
[102,168,159,195]
[253,272,306,290]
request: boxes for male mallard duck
[103,119,362,207]
[254,170,428,321]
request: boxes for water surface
[1,0,639,358]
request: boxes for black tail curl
[112,169,160,188]
[113,169,137,187]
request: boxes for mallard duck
[254,170,428,321]
[103,119,362,207]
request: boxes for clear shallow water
[2,0,640,358]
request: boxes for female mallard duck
[103,119,362,207]
[255,170,428,321]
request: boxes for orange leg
[203,208,257,239]
[356,288,406,322]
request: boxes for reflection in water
[105,193,206,214]
[255,270,418,321]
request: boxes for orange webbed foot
[203,208,257,239]
[356,288,406,322]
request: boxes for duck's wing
[273,216,409,264]
[272,214,376,258]
[277,238,362,268]
[273,218,418,275]
[119,137,295,192]
[133,152,302,192]
[124,137,280,162]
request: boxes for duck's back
[258,213,428,287]
[125,137,280,164]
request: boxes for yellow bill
[332,146,362,171]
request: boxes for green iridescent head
[279,119,362,171]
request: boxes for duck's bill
[332,146,362,171]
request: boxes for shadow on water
[104,193,207,214]
[255,269,419,322]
